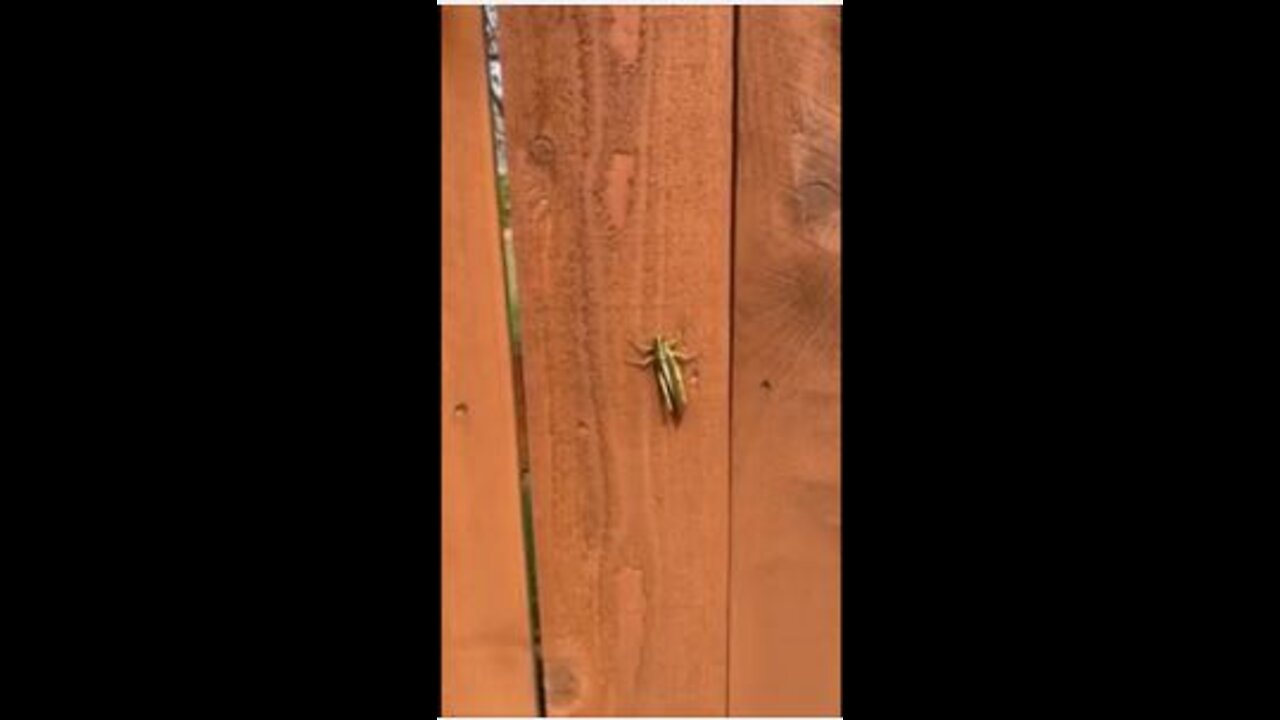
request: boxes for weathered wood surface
[729,7,842,716]
[500,7,735,716]
[441,7,537,715]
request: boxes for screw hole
[453,403,469,417]
[760,379,772,391]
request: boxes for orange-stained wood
[729,7,842,716]
[441,7,537,716]
[500,7,735,716]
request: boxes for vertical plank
[729,7,842,716]
[501,7,734,716]
[441,7,537,716]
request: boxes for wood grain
[500,7,734,716]
[441,7,537,716]
[729,7,842,716]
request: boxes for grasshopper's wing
[655,341,686,417]
[666,355,687,416]
[654,364,675,417]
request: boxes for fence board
[729,7,842,716]
[441,7,537,716]
[500,7,734,715]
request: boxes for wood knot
[529,135,556,166]
[545,661,580,708]
[798,180,839,223]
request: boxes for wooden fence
[442,6,841,716]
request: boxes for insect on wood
[629,335,698,421]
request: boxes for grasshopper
[628,335,697,421]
